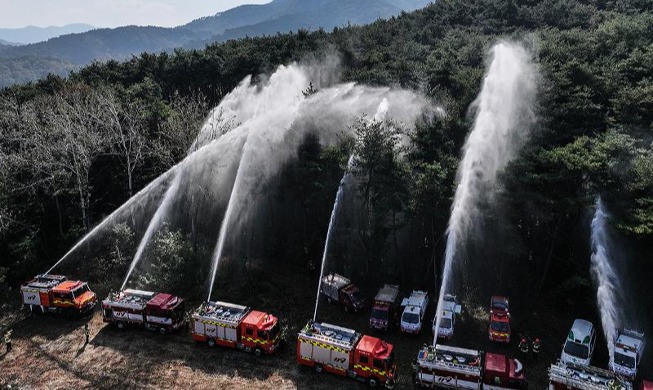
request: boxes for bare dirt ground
[1,263,651,389]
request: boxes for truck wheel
[159,327,166,335]
[254,347,263,357]
[314,364,323,373]
[207,338,216,347]
[368,377,379,388]
[116,321,126,330]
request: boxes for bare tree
[99,88,149,197]
[156,91,209,167]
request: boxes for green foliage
[1,0,653,298]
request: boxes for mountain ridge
[0,0,431,87]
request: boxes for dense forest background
[1,0,653,332]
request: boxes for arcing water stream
[432,42,537,344]
[313,155,354,321]
[205,62,433,300]
[46,168,177,274]
[590,196,624,363]
[48,58,433,296]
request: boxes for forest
[1,0,653,332]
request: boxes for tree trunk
[537,215,563,293]
[393,211,405,286]
[55,195,64,237]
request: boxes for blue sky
[0,0,272,29]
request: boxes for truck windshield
[403,312,420,324]
[268,323,280,340]
[72,284,90,298]
[614,352,636,369]
[349,291,363,303]
[387,351,395,367]
[371,308,388,321]
[564,341,589,359]
[440,318,452,329]
[171,302,185,319]
[490,321,509,332]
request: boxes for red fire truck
[370,284,400,331]
[413,344,527,389]
[20,274,97,316]
[548,361,633,390]
[488,296,511,343]
[101,289,186,334]
[297,321,397,388]
[190,300,281,356]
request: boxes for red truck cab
[484,352,526,389]
[239,310,282,355]
[354,335,397,385]
[489,295,511,343]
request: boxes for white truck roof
[322,273,351,290]
[569,319,594,343]
[192,300,250,327]
[549,361,633,390]
[103,289,155,310]
[375,284,400,303]
[615,329,644,353]
[298,321,360,352]
[401,290,428,309]
[416,344,482,375]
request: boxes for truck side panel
[298,338,350,373]
[21,289,41,305]
[415,371,480,390]
[112,309,145,323]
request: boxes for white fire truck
[297,321,397,388]
[413,344,527,389]
[20,274,97,316]
[549,361,633,390]
[401,290,429,334]
[102,289,186,334]
[190,300,281,356]
[611,329,645,380]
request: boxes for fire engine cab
[102,289,185,334]
[413,344,527,389]
[548,361,633,390]
[488,296,511,343]
[20,274,97,316]
[297,321,397,388]
[191,300,281,356]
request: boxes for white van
[560,319,596,366]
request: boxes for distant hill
[194,0,405,45]
[0,0,431,87]
[0,39,20,46]
[0,24,96,44]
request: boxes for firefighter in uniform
[532,337,541,361]
[4,329,12,353]
[84,323,90,344]
[519,337,529,358]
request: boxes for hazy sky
[0,0,272,29]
